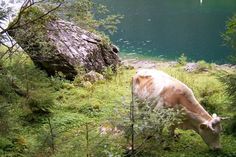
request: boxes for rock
[84,71,104,83]
[231,65,236,69]
[8,7,120,80]
[220,64,235,69]
[215,63,236,71]
[185,63,199,72]
[168,61,178,67]
[121,60,135,69]
[81,81,93,88]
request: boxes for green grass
[0,54,236,156]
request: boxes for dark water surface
[95,0,236,63]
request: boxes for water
[95,0,236,63]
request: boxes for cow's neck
[179,95,212,132]
[183,110,204,132]
[179,93,212,121]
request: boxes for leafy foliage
[222,14,236,136]
[197,60,213,72]
[177,53,188,66]
[102,66,114,80]
[222,14,236,51]
[58,0,123,35]
[111,95,184,156]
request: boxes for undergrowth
[0,51,236,156]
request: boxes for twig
[48,117,55,153]
[130,77,135,156]
[7,3,62,32]
[1,0,61,34]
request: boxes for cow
[132,69,222,150]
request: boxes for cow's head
[199,113,222,150]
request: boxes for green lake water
[95,0,236,63]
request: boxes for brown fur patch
[160,86,180,108]
[135,75,154,93]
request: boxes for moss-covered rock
[8,6,120,80]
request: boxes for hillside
[0,49,236,157]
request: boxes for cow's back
[132,69,210,118]
[133,69,194,107]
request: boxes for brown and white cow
[132,69,222,150]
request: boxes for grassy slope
[0,52,236,156]
[50,65,236,157]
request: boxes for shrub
[134,104,184,140]
[196,60,212,72]
[50,76,64,91]
[24,90,54,122]
[73,66,91,87]
[221,73,236,135]
[225,115,236,136]
[177,53,187,66]
[78,103,101,117]
[102,66,114,80]
[112,98,183,156]
[0,137,13,151]
[222,14,236,136]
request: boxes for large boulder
[8,7,120,80]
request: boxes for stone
[185,63,199,72]
[84,71,104,83]
[81,81,93,88]
[168,61,178,67]
[8,8,120,80]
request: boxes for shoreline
[119,52,234,65]
[121,57,236,71]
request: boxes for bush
[177,53,187,66]
[78,103,101,117]
[112,98,183,156]
[225,115,236,136]
[102,66,114,80]
[0,137,13,151]
[24,90,54,122]
[196,60,212,72]
[222,14,236,136]
[134,104,183,138]
[50,76,65,91]
[221,73,236,135]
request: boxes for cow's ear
[200,123,208,130]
